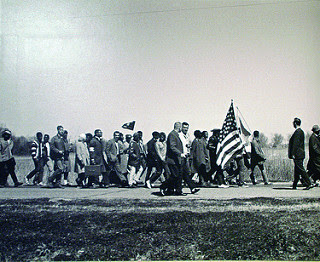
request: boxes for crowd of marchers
[0,118,319,194]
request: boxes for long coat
[74,141,90,173]
[307,133,320,174]
[288,128,305,160]
[89,136,107,172]
[190,138,210,172]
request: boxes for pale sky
[1,0,319,141]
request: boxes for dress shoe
[14,182,23,187]
[264,182,272,185]
[174,192,187,196]
[303,184,314,190]
[191,188,200,194]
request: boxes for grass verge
[0,198,320,261]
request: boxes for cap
[3,129,11,135]
[312,125,320,132]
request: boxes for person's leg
[216,168,226,186]
[294,159,311,187]
[6,158,21,186]
[48,159,64,187]
[26,159,39,181]
[258,164,269,184]
[43,158,54,185]
[171,164,183,194]
[144,160,154,182]
[197,164,207,186]
[292,160,299,189]
[236,157,246,186]
[34,158,45,184]
[250,164,257,185]
[76,172,86,187]
[127,165,136,187]
[114,160,127,186]
[0,162,7,186]
[181,158,196,190]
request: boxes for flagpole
[236,106,252,133]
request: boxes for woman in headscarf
[75,133,90,187]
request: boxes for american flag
[216,101,244,169]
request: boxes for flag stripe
[216,131,240,156]
[217,136,242,166]
[216,101,244,169]
[220,142,244,167]
[221,147,244,168]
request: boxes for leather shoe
[175,192,187,196]
[191,188,200,194]
[303,184,314,190]
[14,182,23,187]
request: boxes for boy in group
[25,132,45,185]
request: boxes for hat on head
[3,129,11,135]
[312,125,320,132]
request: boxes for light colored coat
[75,141,90,173]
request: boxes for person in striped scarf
[25,132,45,185]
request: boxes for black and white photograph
[1,0,320,261]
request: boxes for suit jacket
[251,137,266,164]
[307,133,320,173]
[288,128,305,160]
[166,130,183,165]
[106,139,122,163]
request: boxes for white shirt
[179,132,192,155]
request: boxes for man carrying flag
[216,100,248,187]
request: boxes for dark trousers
[181,158,196,189]
[214,167,226,185]
[198,164,208,184]
[0,158,19,186]
[165,163,183,194]
[76,172,86,186]
[48,159,64,185]
[108,160,127,185]
[27,158,45,183]
[293,159,311,188]
[150,161,170,184]
[147,160,162,183]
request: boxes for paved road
[0,183,319,200]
